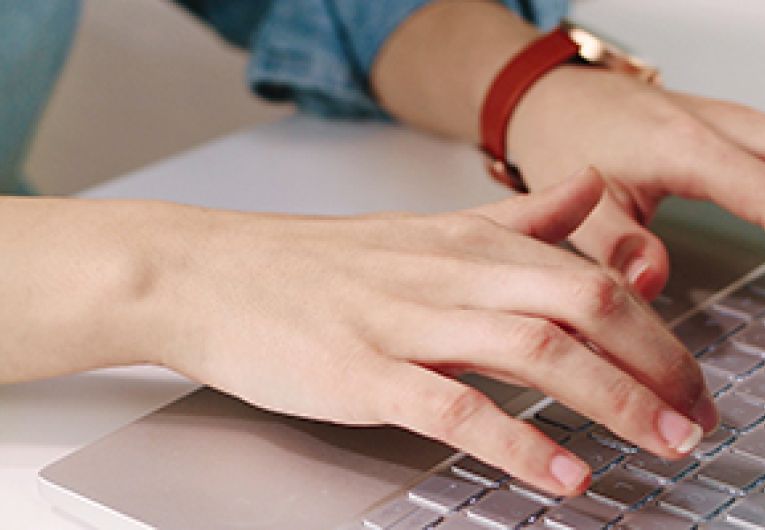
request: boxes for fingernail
[690,390,720,433]
[550,454,589,490]
[626,257,651,290]
[658,409,704,454]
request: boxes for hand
[151,168,717,496]
[508,65,765,299]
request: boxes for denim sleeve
[179,0,568,119]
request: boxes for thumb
[470,166,604,243]
[569,187,671,300]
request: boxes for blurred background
[24,0,765,195]
[25,0,291,195]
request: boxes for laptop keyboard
[359,271,765,530]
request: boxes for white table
[3,2,765,527]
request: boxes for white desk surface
[3,1,765,528]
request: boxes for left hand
[508,65,765,299]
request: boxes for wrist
[125,201,222,371]
[372,0,539,142]
[0,198,193,382]
[504,64,654,188]
[72,200,192,371]
[505,64,592,174]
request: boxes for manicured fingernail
[626,257,651,290]
[658,409,703,454]
[550,454,589,490]
[690,390,719,432]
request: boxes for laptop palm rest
[40,387,458,529]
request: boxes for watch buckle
[483,154,528,193]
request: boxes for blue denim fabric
[176,0,569,118]
[1,0,567,194]
[0,0,80,194]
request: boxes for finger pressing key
[383,309,709,462]
[377,361,591,496]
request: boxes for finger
[568,186,670,300]
[391,313,710,461]
[668,92,765,159]
[468,166,604,243]
[378,300,716,437]
[375,361,591,496]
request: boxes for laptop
[38,118,765,529]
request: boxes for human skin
[372,0,765,300]
[2,0,744,497]
[0,171,715,495]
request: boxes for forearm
[0,198,177,382]
[371,0,540,143]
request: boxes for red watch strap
[480,26,580,191]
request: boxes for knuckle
[517,319,566,365]
[429,386,490,440]
[649,110,718,168]
[663,114,713,148]
[500,422,538,461]
[575,270,628,320]
[604,375,642,419]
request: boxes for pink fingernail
[550,454,589,490]
[626,258,651,289]
[658,409,703,454]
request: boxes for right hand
[150,167,717,496]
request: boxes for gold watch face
[563,22,662,85]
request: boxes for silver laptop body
[38,119,765,529]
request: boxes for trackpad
[41,387,456,529]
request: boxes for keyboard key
[673,310,745,356]
[563,495,622,523]
[700,344,763,380]
[746,273,765,296]
[528,418,570,443]
[702,364,734,397]
[700,520,751,530]
[363,497,420,529]
[507,479,561,506]
[625,452,698,484]
[735,371,765,403]
[732,321,765,356]
[389,508,441,530]
[435,516,486,530]
[724,492,765,529]
[717,393,765,433]
[732,427,765,463]
[465,489,545,529]
[620,505,695,529]
[652,293,686,322]
[713,286,765,321]
[542,505,611,530]
[408,474,485,514]
[696,451,765,496]
[587,467,660,509]
[588,426,638,453]
[563,435,624,475]
[658,479,733,522]
[451,456,509,488]
[535,403,592,432]
[693,429,736,461]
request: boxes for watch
[480,22,660,192]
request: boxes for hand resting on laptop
[374,0,765,302]
[0,168,717,498]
